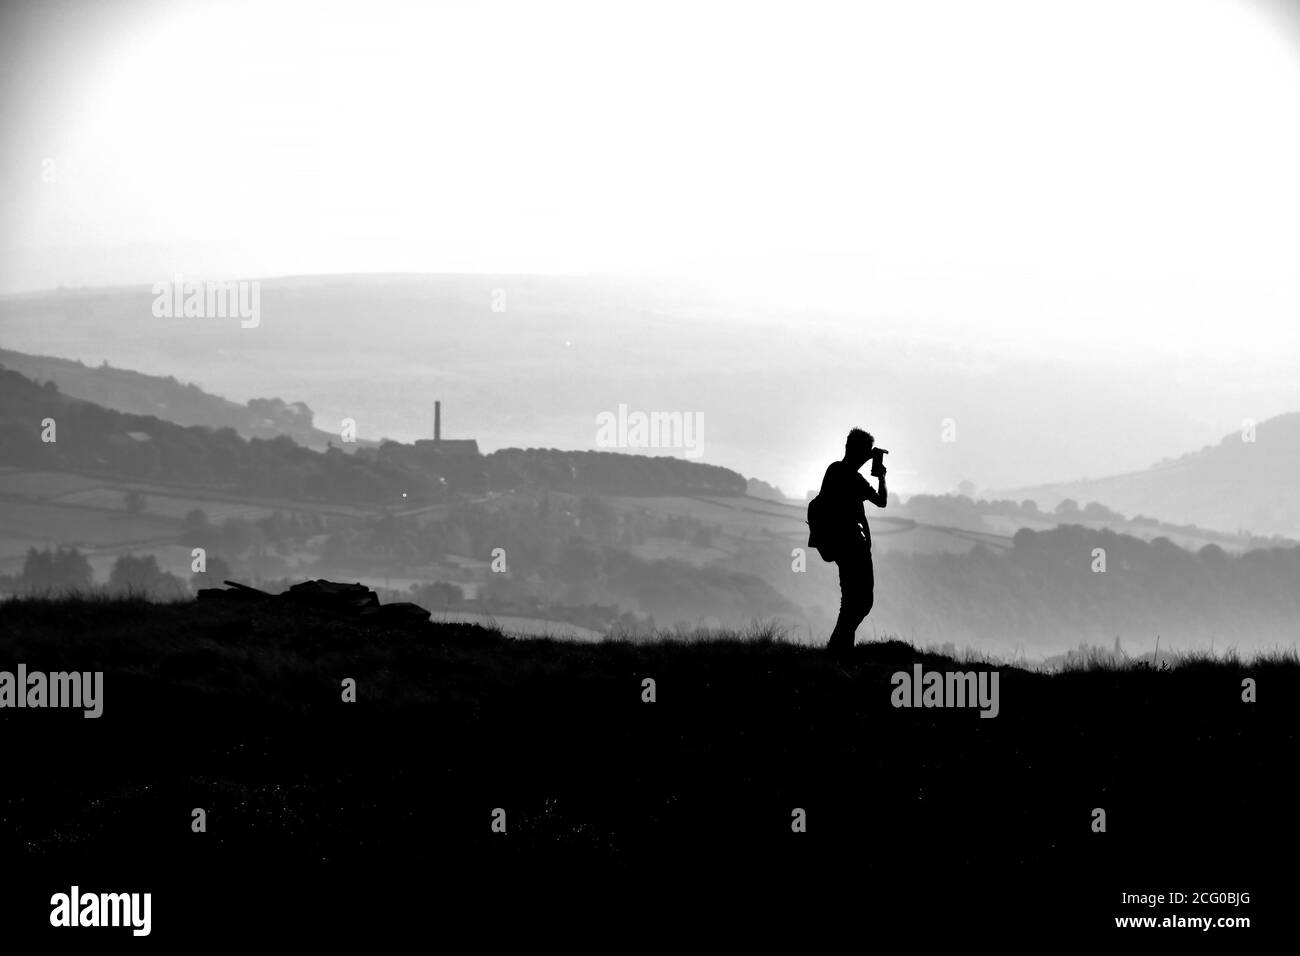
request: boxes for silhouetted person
[818,427,887,656]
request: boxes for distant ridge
[0,347,359,451]
[998,412,1300,537]
[0,366,748,501]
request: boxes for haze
[3,0,1299,495]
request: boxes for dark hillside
[0,597,1292,939]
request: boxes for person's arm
[864,471,887,508]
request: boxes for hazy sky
[3,0,1300,367]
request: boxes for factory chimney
[434,400,442,441]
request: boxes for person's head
[845,427,875,467]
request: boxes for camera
[870,447,889,477]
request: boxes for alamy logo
[595,403,704,459]
[151,274,260,328]
[0,665,103,717]
[890,663,1000,718]
[50,886,151,936]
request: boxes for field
[0,595,1293,941]
[0,499,178,551]
[2,457,1269,587]
[607,493,1014,555]
[0,467,377,576]
[48,488,276,523]
[0,467,105,499]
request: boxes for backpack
[806,493,837,562]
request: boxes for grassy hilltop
[1,596,1295,938]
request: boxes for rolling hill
[6,274,1292,500]
[998,412,1300,537]
[0,347,359,451]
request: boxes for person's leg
[859,551,875,630]
[827,542,869,654]
[827,566,854,654]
